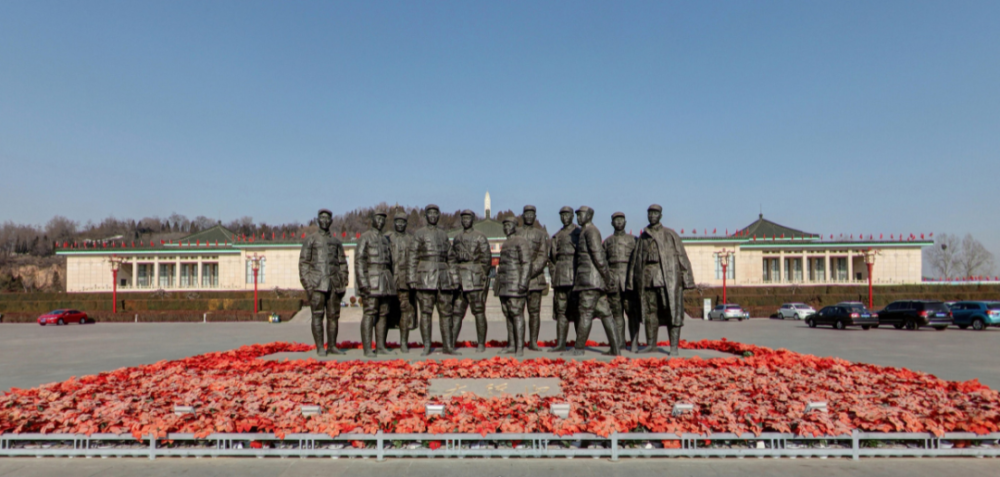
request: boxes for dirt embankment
[0,256,66,292]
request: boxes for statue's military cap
[611,211,626,219]
[460,209,475,216]
[394,211,408,220]
[425,204,440,212]
[576,206,592,214]
[502,216,518,224]
[372,208,388,217]
[318,209,333,217]
[559,206,574,214]
[648,204,663,212]
[523,205,536,213]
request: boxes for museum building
[58,208,930,296]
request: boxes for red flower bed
[2,339,998,440]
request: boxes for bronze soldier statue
[407,204,460,356]
[516,205,550,351]
[628,204,695,356]
[450,209,492,352]
[548,206,580,352]
[495,216,531,356]
[299,209,349,356]
[571,206,620,356]
[603,212,637,351]
[385,210,416,353]
[355,209,396,357]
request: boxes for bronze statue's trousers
[361,295,391,355]
[608,291,635,351]
[575,290,620,355]
[642,288,682,355]
[387,289,416,352]
[525,290,543,349]
[500,296,526,354]
[452,289,487,349]
[550,287,577,351]
[416,290,456,354]
[309,290,344,353]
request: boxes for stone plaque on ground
[428,378,562,398]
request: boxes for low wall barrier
[2,431,998,460]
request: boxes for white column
[803,253,809,283]
[175,258,181,290]
[153,257,160,289]
[847,252,854,283]
[197,257,203,290]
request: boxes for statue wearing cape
[627,223,695,328]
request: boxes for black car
[806,305,879,330]
[877,300,953,330]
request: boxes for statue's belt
[417,255,449,262]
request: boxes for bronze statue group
[299,204,695,358]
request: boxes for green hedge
[0,310,286,323]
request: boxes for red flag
[681,229,684,234]
[920,233,924,239]
[301,232,305,239]
[355,232,361,239]
[713,228,716,234]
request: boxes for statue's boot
[503,313,515,353]
[440,315,461,356]
[669,327,681,357]
[628,315,641,353]
[636,320,659,354]
[312,313,327,356]
[526,312,541,351]
[614,313,626,351]
[361,315,376,357]
[420,313,433,356]
[549,317,569,352]
[600,315,621,356]
[570,316,592,356]
[326,318,345,355]
[514,317,526,357]
[399,315,410,354]
[375,316,394,354]
[451,313,463,350]
[474,313,487,353]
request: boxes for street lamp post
[861,247,879,309]
[109,254,124,313]
[247,253,263,314]
[716,249,734,304]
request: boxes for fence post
[610,432,618,462]
[852,429,859,460]
[376,430,384,461]
[149,433,156,461]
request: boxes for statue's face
[373,215,386,231]
[318,214,332,231]
[648,210,662,226]
[503,222,516,236]
[461,215,473,229]
[425,208,440,226]
[522,210,536,226]
[576,210,591,226]
[612,216,626,232]
[560,211,573,227]
[394,219,407,233]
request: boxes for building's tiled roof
[736,214,817,239]
[178,224,236,244]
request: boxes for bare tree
[958,234,995,278]
[45,216,77,242]
[925,234,960,278]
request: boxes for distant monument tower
[484,191,491,219]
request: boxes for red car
[38,309,90,326]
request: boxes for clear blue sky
[1,1,998,257]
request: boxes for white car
[778,303,815,320]
[708,304,748,321]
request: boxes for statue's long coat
[627,224,695,327]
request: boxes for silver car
[708,304,749,321]
[778,303,815,320]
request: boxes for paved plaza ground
[3,310,1000,476]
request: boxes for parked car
[708,304,748,321]
[949,301,1000,330]
[777,303,815,320]
[877,300,953,330]
[805,305,879,330]
[38,309,90,326]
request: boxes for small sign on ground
[428,378,562,398]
